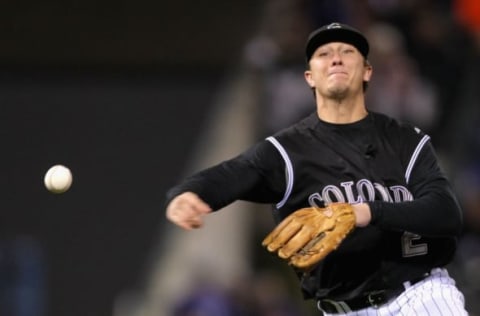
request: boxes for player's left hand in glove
[262,203,356,271]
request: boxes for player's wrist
[352,203,371,227]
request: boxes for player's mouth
[328,70,348,77]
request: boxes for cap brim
[306,28,369,61]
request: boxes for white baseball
[44,164,73,194]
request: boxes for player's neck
[316,95,368,124]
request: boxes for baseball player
[165,22,468,315]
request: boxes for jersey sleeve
[165,139,286,211]
[369,137,463,237]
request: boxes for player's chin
[327,85,349,99]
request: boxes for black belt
[317,273,430,314]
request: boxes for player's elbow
[441,195,464,237]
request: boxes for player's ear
[363,59,373,83]
[304,69,315,88]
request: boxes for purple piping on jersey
[266,136,294,209]
[405,135,430,184]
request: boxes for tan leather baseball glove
[262,203,356,270]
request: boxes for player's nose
[331,53,343,65]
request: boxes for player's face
[305,42,372,99]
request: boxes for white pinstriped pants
[318,268,468,316]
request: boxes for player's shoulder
[271,112,318,140]
[371,111,427,139]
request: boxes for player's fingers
[183,192,212,214]
[178,216,205,230]
[169,192,211,215]
[168,210,205,230]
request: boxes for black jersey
[166,111,462,300]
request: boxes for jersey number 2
[401,232,428,257]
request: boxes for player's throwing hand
[166,192,212,230]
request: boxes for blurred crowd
[171,0,480,315]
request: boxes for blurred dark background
[0,1,260,316]
[1,0,480,316]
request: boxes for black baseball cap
[305,22,369,62]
